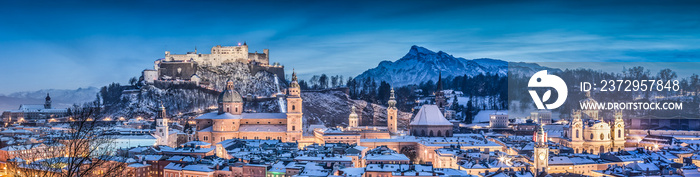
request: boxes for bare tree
[6,105,128,177]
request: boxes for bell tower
[44,93,52,109]
[533,124,549,176]
[570,110,584,153]
[348,106,358,129]
[155,103,171,147]
[387,88,398,134]
[612,110,626,152]
[286,70,303,142]
[434,72,446,112]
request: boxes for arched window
[437,130,442,137]
[446,130,451,137]
[292,105,295,111]
[576,130,579,138]
[590,133,594,139]
[292,126,295,131]
[235,107,238,112]
[421,130,426,136]
[429,130,434,137]
[617,129,621,138]
[600,133,604,140]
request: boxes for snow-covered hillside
[104,63,282,118]
[197,63,283,96]
[301,90,412,129]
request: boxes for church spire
[290,69,299,88]
[388,88,396,108]
[44,93,52,109]
[157,101,167,120]
[436,71,443,91]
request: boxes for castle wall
[158,62,198,80]
[249,64,285,81]
[164,45,269,67]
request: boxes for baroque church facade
[194,71,303,144]
[555,92,626,154]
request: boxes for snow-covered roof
[365,153,410,161]
[239,124,286,132]
[184,141,211,146]
[195,112,241,120]
[409,105,452,126]
[473,110,507,123]
[182,164,214,172]
[241,113,286,119]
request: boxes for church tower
[44,93,52,109]
[533,124,549,176]
[612,110,625,152]
[155,103,171,147]
[387,88,398,134]
[286,70,303,142]
[570,110,584,153]
[434,72,446,112]
[348,106,358,129]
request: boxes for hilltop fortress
[143,43,284,84]
[164,42,270,66]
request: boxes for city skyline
[1,0,700,94]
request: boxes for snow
[195,112,241,119]
[355,45,507,87]
[473,110,507,123]
[410,105,452,126]
[238,124,287,132]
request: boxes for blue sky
[1,0,699,94]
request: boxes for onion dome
[388,88,396,108]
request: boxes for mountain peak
[407,45,436,56]
[356,45,510,87]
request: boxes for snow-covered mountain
[0,87,99,110]
[354,45,508,86]
[355,45,560,87]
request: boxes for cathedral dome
[579,91,597,106]
[587,120,610,130]
[219,80,242,103]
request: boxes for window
[576,130,579,138]
[292,105,295,111]
[292,126,295,131]
[617,129,621,138]
[590,133,593,139]
[600,133,604,140]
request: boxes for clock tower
[534,124,548,176]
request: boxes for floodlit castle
[555,92,626,154]
[164,42,270,66]
[194,71,303,144]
